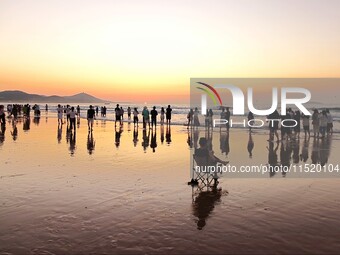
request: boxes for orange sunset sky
[0,0,340,103]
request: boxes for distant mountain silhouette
[0,90,109,103]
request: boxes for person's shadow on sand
[192,186,223,230]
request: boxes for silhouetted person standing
[194,107,200,127]
[127,107,131,120]
[225,107,230,132]
[66,105,71,126]
[87,105,95,132]
[115,104,121,126]
[166,105,172,125]
[133,108,139,126]
[142,106,150,129]
[187,109,194,128]
[268,110,280,141]
[0,105,5,126]
[160,107,165,124]
[77,105,81,116]
[69,106,77,131]
[150,106,158,128]
[312,109,320,138]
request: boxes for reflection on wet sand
[165,124,171,145]
[1,116,340,254]
[87,132,95,155]
[115,125,123,148]
[0,115,335,177]
[267,141,279,178]
[160,124,164,144]
[247,132,254,158]
[142,129,150,151]
[0,123,5,146]
[219,129,229,157]
[192,186,223,230]
[133,127,138,147]
[150,129,157,153]
[23,117,30,132]
[33,116,40,126]
[11,121,18,141]
[57,125,62,143]
[69,129,76,156]
[300,137,310,162]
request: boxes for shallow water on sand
[1,116,340,254]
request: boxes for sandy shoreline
[1,116,340,254]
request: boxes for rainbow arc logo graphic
[196,82,222,106]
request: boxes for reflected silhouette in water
[219,129,230,157]
[311,138,320,164]
[267,141,279,177]
[33,116,40,126]
[187,126,193,149]
[115,125,123,148]
[192,186,222,230]
[166,124,171,145]
[100,119,106,129]
[0,123,6,146]
[194,128,200,150]
[150,129,157,153]
[160,124,164,144]
[300,137,310,162]
[292,138,300,164]
[23,118,30,132]
[87,132,95,155]
[280,141,292,177]
[247,132,254,158]
[320,136,331,166]
[57,124,62,144]
[66,126,71,144]
[142,128,150,151]
[133,127,139,147]
[69,130,76,156]
[11,120,18,141]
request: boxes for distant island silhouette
[0,90,110,103]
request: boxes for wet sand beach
[1,116,340,254]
